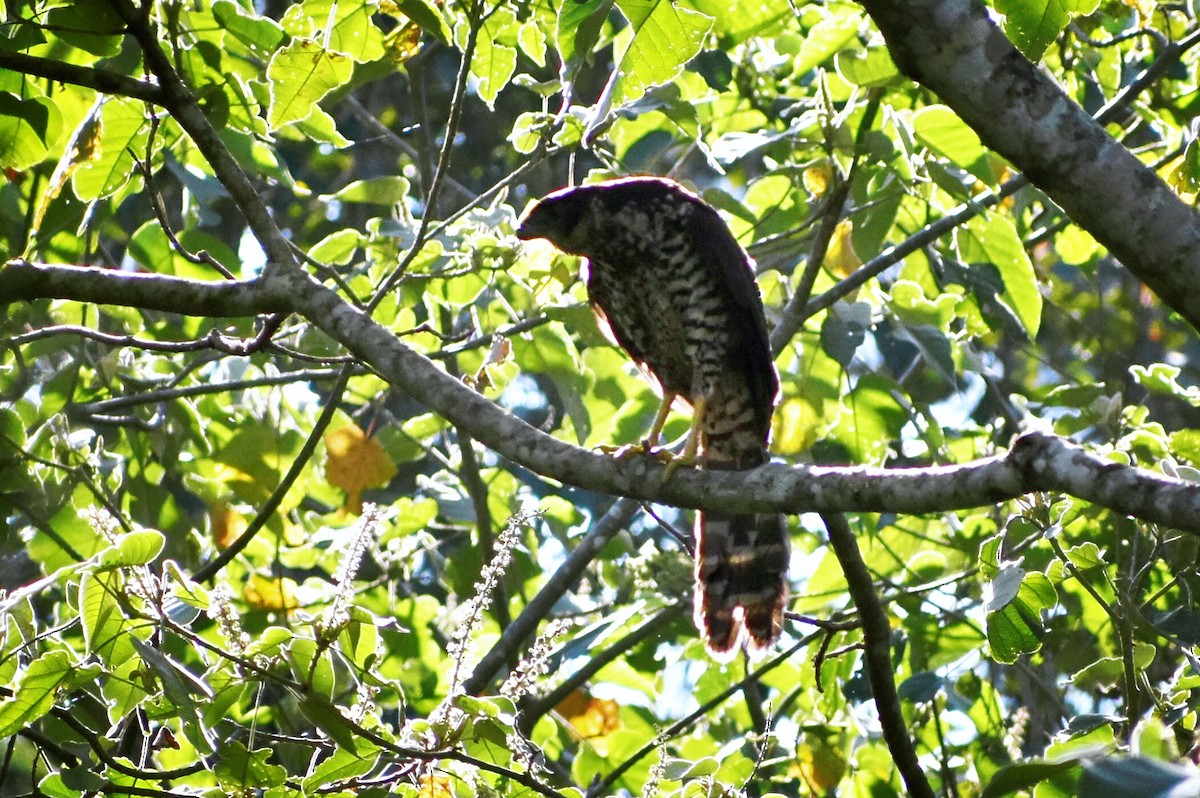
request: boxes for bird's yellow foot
[596,441,658,459]
[597,393,704,480]
[660,434,699,481]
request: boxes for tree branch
[859,0,1200,331]
[0,260,286,315]
[105,0,297,271]
[0,49,166,105]
[462,497,640,695]
[9,262,1200,532]
[822,512,935,798]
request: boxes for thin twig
[369,2,486,307]
[772,90,884,354]
[518,604,685,734]
[191,365,353,583]
[590,634,814,796]
[74,368,343,414]
[0,49,165,104]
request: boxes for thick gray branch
[9,261,1200,532]
[267,266,1200,531]
[0,260,287,316]
[860,0,1200,331]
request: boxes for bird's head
[516,177,685,256]
[515,185,598,256]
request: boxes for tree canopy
[4,0,1200,795]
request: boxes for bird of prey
[516,176,788,655]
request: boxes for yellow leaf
[556,690,621,740]
[324,425,397,514]
[803,161,833,197]
[210,500,247,549]
[795,733,847,792]
[824,218,862,278]
[772,397,820,456]
[382,18,423,64]
[244,573,299,612]
[418,774,454,798]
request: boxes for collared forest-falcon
[516,176,788,655]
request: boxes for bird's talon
[597,442,655,460]
[661,452,697,481]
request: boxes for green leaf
[986,568,1056,663]
[36,773,88,798]
[1132,717,1179,762]
[518,19,548,67]
[72,97,148,200]
[955,214,1042,337]
[130,638,214,755]
[454,694,515,720]
[1131,363,1200,406]
[663,756,721,780]
[509,111,556,154]
[831,374,907,462]
[98,529,165,568]
[558,0,614,63]
[0,650,75,738]
[279,0,384,62]
[303,744,381,789]
[913,105,994,184]
[610,0,714,107]
[1070,656,1124,691]
[212,0,286,54]
[80,570,144,666]
[327,176,411,205]
[898,671,945,703]
[266,38,355,130]
[0,92,57,171]
[295,693,361,753]
[820,302,870,367]
[795,7,863,76]
[995,0,1070,61]
[463,7,519,109]
[294,103,350,146]
[982,759,1080,797]
[1063,541,1105,572]
[287,637,337,698]
[45,0,123,57]
[691,0,790,44]
[214,740,289,789]
[1079,757,1200,798]
[836,45,900,87]
[310,228,362,265]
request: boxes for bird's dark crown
[516,176,702,254]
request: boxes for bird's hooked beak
[516,200,593,257]
[515,209,547,242]
[515,199,562,244]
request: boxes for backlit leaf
[267,39,354,130]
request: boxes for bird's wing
[686,202,779,426]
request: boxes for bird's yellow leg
[642,393,676,450]
[661,396,705,480]
[598,392,678,458]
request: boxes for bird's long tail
[693,488,789,655]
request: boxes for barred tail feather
[694,509,789,656]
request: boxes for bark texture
[861,0,1200,331]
